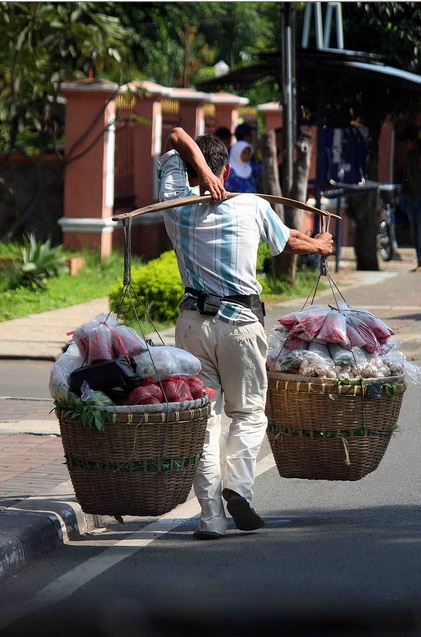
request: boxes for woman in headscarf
[225,140,261,193]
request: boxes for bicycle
[325,179,401,263]
[376,183,400,262]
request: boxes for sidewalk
[0,247,420,578]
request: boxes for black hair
[215,126,231,141]
[195,134,228,177]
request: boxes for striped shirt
[158,149,290,325]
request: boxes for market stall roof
[197,48,421,94]
[197,48,421,122]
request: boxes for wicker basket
[266,372,406,481]
[57,397,210,516]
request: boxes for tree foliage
[0,1,132,155]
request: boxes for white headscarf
[228,141,253,179]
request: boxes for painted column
[170,88,207,138]
[113,81,173,260]
[210,93,249,143]
[59,78,119,258]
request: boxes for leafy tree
[112,2,280,90]
[0,1,132,156]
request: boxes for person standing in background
[214,126,232,152]
[224,140,261,193]
[399,126,421,271]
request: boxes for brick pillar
[59,79,118,259]
[211,93,250,138]
[170,88,207,137]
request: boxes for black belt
[184,287,265,325]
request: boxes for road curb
[0,482,106,578]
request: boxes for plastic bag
[316,309,350,346]
[346,323,367,348]
[87,323,114,365]
[161,376,193,402]
[298,351,336,378]
[308,341,331,361]
[123,379,164,405]
[49,350,84,399]
[187,376,205,399]
[346,315,379,353]
[71,313,118,359]
[80,381,115,406]
[277,305,326,329]
[134,346,201,382]
[300,308,330,340]
[348,308,395,339]
[111,326,147,358]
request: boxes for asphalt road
[0,361,420,636]
[0,360,52,399]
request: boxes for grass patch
[0,248,134,322]
[0,241,326,328]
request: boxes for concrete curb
[0,481,106,578]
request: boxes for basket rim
[56,394,210,416]
[267,371,405,385]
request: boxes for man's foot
[193,529,223,540]
[226,496,265,531]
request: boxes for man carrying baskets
[158,127,333,540]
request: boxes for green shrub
[109,250,184,324]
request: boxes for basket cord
[117,218,173,469]
[267,203,368,440]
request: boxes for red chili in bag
[161,376,193,402]
[187,376,205,399]
[124,379,163,405]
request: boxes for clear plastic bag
[134,346,201,382]
[316,309,350,346]
[49,350,84,399]
[111,326,147,358]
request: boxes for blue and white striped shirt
[158,149,290,325]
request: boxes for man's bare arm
[284,230,333,257]
[169,127,226,200]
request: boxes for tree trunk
[346,189,380,270]
[272,131,314,283]
[260,130,284,221]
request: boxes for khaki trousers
[175,310,268,534]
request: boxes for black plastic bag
[69,356,142,395]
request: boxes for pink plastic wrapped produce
[346,315,379,353]
[123,379,163,405]
[284,336,309,350]
[350,309,395,339]
[346,323,367,348]
[278,311,301,329]
[300,307,330,340]
[161,376,193,402]
[277,305,324,329]
[87,323,114,365]
[188,376,205,399]
[316,310,350,346]
[111,326,147,358]
[287,322,307,340]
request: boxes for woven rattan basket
[266,372,406,481]
[57,397,210,516]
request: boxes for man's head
[214,126,232,150]
[195,134,229,177]
[235,122,255,143]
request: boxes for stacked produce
[50,313,214,408]
[267,302,407,380]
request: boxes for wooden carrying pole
[112,193,341,222]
